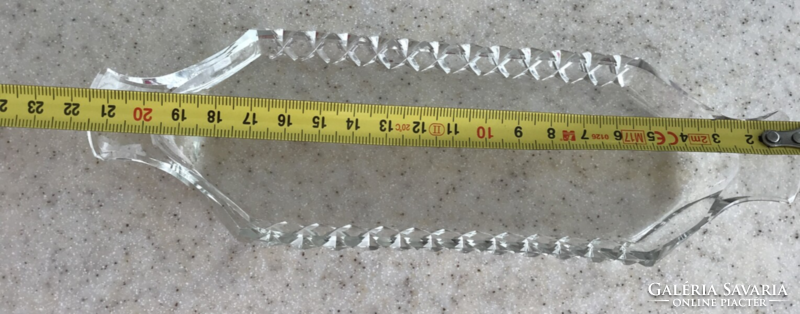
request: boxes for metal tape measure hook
[761,129,800,149]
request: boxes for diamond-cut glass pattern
[251,29,638,83]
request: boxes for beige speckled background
[1,1,798,312]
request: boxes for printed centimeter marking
[0,84,799,155]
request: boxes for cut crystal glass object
[88,29,800,266]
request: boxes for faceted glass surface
[87,29,800,265]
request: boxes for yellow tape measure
[1,84,799,155]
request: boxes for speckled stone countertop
[1,1,799,313]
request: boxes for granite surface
[1,1,799,313]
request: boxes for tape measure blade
[0,84,798,155]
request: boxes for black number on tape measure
[447,123,459,135]
[581,129,589,140]
[613,130,622,141]
[379,119,393,132]
[547,128,556,139]
[207,110,222,123]
[312,116,326,129]
[712,133,720,144]
[412,121,426,134]
[172,108,187,122]
[647,131,655,142]
[679,133,689,143]
[63,103,80,116]
[745,135,754,145]
[27,100,43,114]
[101,104,116,118]
[278,114,292,127]
[346,118,360,130]
[0,99,7,112]
[242,112,258,125]
[514,126,523,138]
